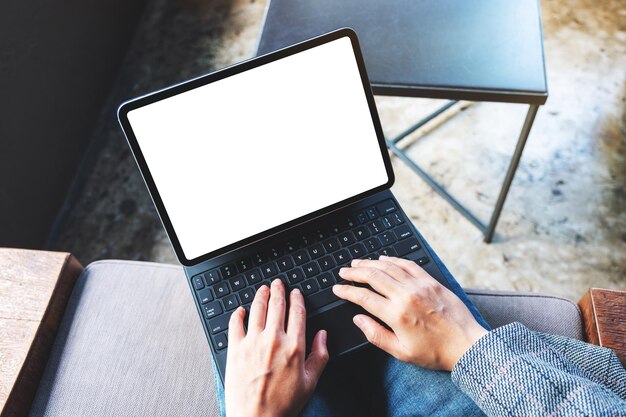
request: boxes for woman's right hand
[332,256,488,372]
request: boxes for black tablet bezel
[117,28,395,266]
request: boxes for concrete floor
[52,0,626,301]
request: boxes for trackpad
[306,302,368,357]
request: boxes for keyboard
[190,199,429,352]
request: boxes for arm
[451,322,626,416]
[333,257,626,417]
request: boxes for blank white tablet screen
[126,37,389,260]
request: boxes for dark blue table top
[257,0,548,104]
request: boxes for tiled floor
[51,0,626,301]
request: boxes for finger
[380,256,431,280]
[287,288,307,348]
[351,258,413,284]
[338,265,399,298]
[304,330,329,388]
[265,279,287,333]
[352,314,406,360]
[338,265,395,297]
[248,285,270,333]
[228,306,246,344]
[332,284,392,323]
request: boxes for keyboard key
[293,250,309,265]
[307,243,325,259]
[366,207,378,219]
[356,211,368,224]
[300,234,314,246]
[331,268,345,283]
[302,261,320,278]
[379,247,397,257]
[338,231,356,247]
[353,226,370,240]
[223,294,240,311]
[192,275,205,290]
[202,301,223,319]
[317,272,335,289]
[286,268,305,285]
[203,269,221,285]
[213,281,230,297]
[220,264,237,279]
[391,212,404,225]
[348,243,367,258]
[236,258,252,273]
[283,241,297,253]
[239,287,255,304]
[417,256,430,266]
[305,288,340,311]
[394,237,421,256]
[317,255,335,271]
[214,333,228,350]
[376,200,397,215]
[381,216,394,229]
[274,274,289,287]
[329,223,341,234]
[244,268,262,285]
[364,237,382,252]
[368,220,383,234]
[254,252,267,265]
[277,256,294,272]
[269,247,282,259]
[342,216,356,230]
[314,229,327,241]
[301,279,319,295]
[254,281,271,291]
[261,262,278,278]
[322,237,340,253]
[394,225,413,240]
[229,276,246,291]
[208,313,231,334]
[333,249,351,265]
[198,287,213,304]
[379,231,397,246]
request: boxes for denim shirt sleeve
[450,322,626,417]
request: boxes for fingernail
[332,284,343,293]
[292,288,300,295]
[353,315,364,326]
[321,329,327,343]
[379,255,388,259]
[351,259,361,266]
[272,278,281,286]
[338,267,347,276]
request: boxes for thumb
[353,314,405,359]
[304,330,329,389]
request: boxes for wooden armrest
[578,288,626,366]
[0,248,83,417]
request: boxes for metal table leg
[389,100,458,144]
[483,104,539,242]
[386,139,487,231]
[387,103,540,243]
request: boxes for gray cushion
[467,288,584,341]
[30,260,584,417]
[29,261,219,417]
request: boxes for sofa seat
[28,260,584,417]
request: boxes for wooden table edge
[1,252,83,417]
[578,287,626,366]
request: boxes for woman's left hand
[225,279,329,417]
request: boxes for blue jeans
[213,235,489,417]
